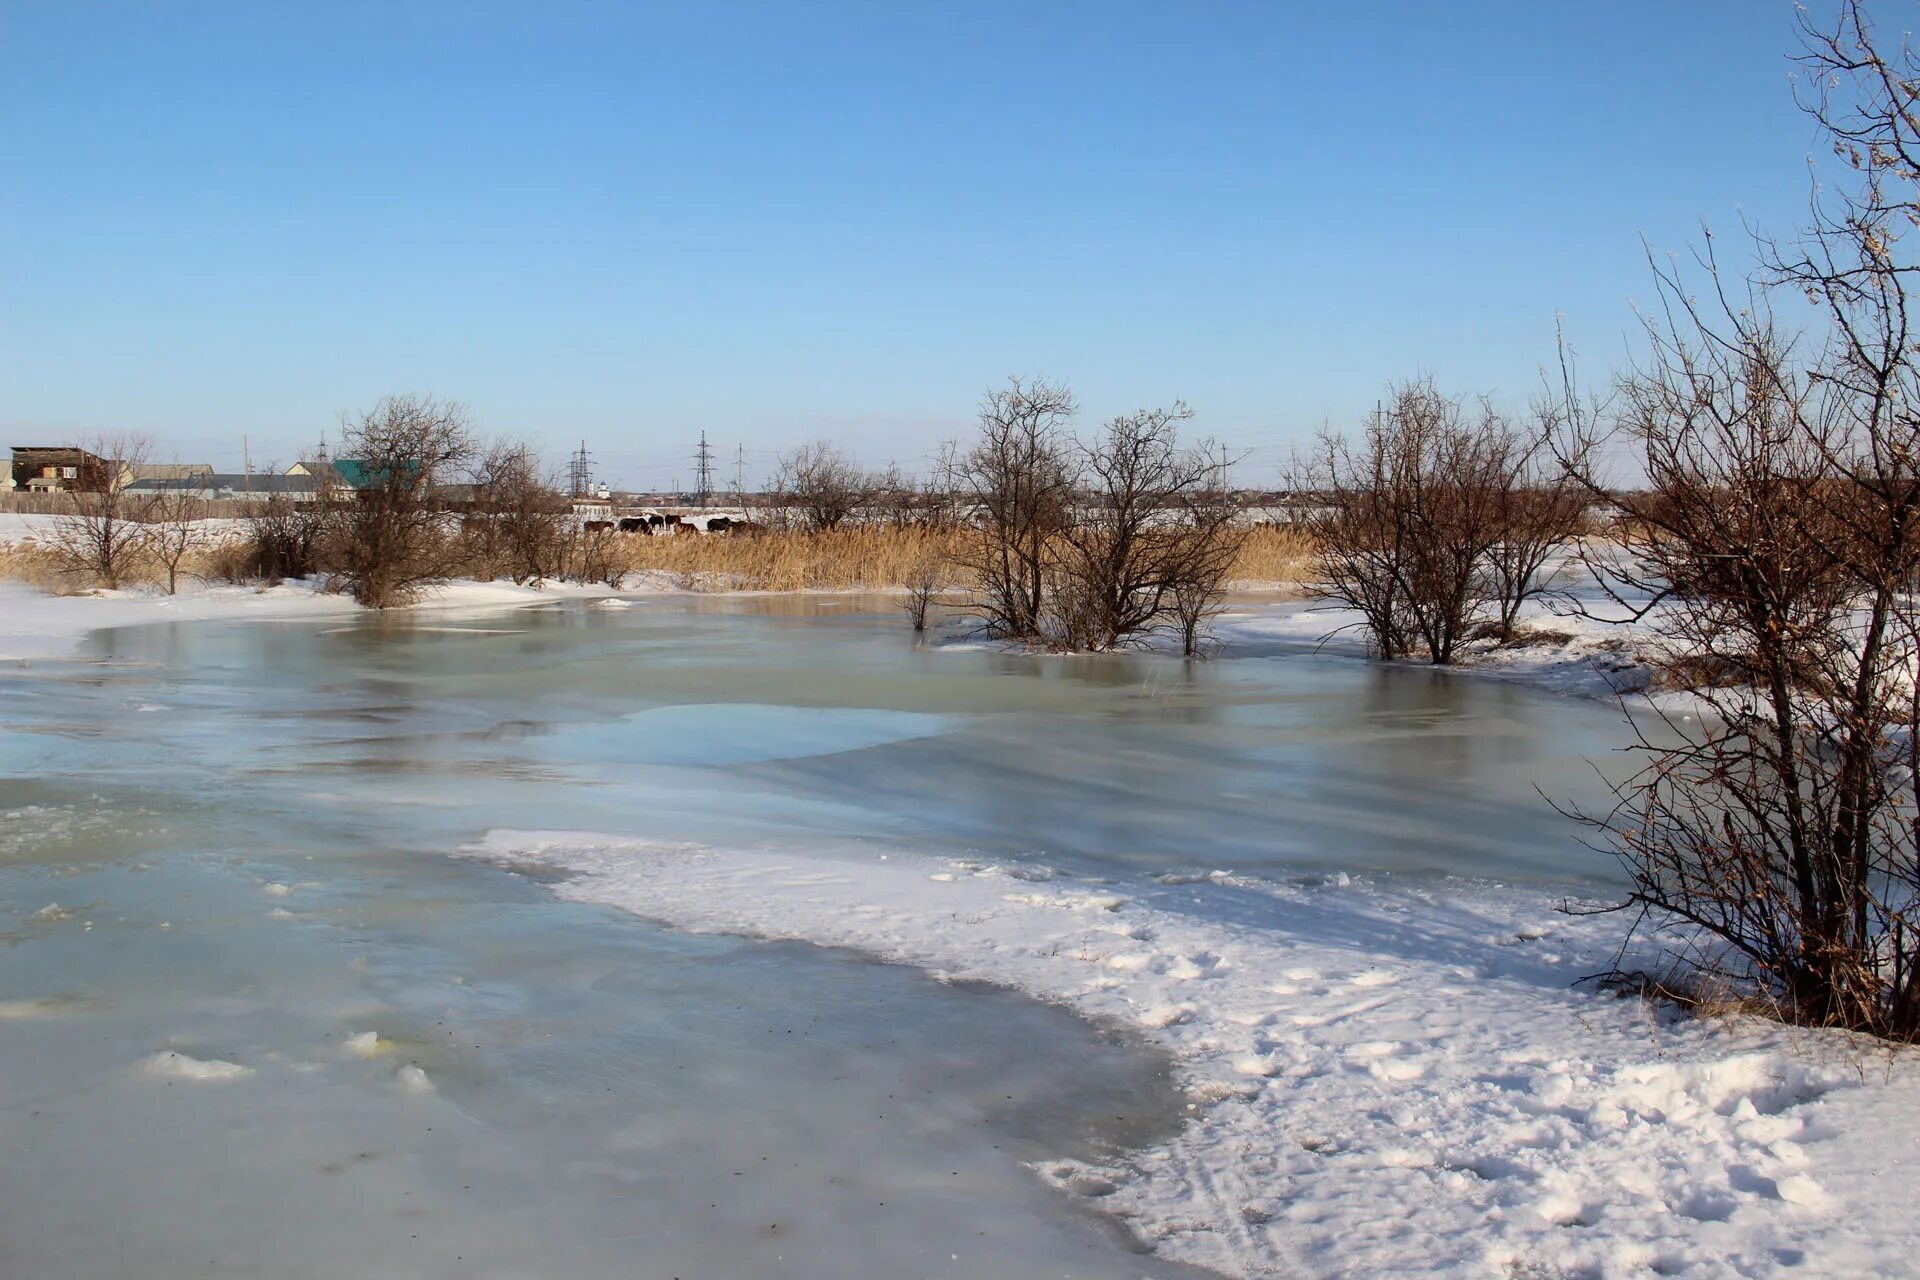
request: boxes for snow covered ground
[0,577,660,662]
[462,832,1920,1280]
[1212,597,1676,704]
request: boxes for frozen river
[0,594,1637,1278]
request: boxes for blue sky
[0,2,1852,489]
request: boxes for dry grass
[612,522,1319,592]
[1229,524,1317,586]
[0,534,250,594]
[0,519,1321,595]
[0,541,77,592]
[611,525,967,592]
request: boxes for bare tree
[1556,1,1920,1039]
[467,441,568,584]
[900,557,947,631]
[333,394,475,608]
[954,377,1079,639]
[1305,382,1512,663]
[48,433,151,590]
[871,462,926,528]
[1480,397,1590,638]
[144,479,207,595]
[772,441,878,531]
[1167,484,1249,658]
[1048,403,1243,651]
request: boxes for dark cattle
[617,517,649,534]
[725,520,768,536]
[584,520,614,533]
[705,516,733,533]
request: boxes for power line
[567,440,593,498]
[693,431,714,508]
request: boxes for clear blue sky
[0,1,1859,489]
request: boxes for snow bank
[460,832,1920,1279]
[1211,599,1678,704]
[0,577,657,662]
[0,580,362,662]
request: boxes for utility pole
[734,443,746,503]
[693,431,715,508]
[568,441,592,500]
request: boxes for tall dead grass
[1229,524,1317,586]
[0,535,252,594]
[610,522,1317,592]
[612,526,967,591]
[0,519,1319,595]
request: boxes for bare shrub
[901,556,947,631]
[1557,0,1920,1039]
[467,442,568,584]
[333,394,475,608]
[1048,403,1244,651]
[242,494,335,582]
[143,480,207,595]
[954,377,1078,639]
[562,520,626,588]
[1482,398,1589,638]
[47,433,151,590]
[1168,490,1249,657]
[772,441,881,532]
[1304,383,1580,663]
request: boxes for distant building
[9,446,125,494]
[123,473,325,502]
[131,462,214,482]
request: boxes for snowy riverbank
[462,832,1920,1280]
[0,577,652,662]
[1211,598,1674,704]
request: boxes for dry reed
[0,519,1319,595]
[611,525,966,592]
[1227,523,1318,586]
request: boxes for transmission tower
[733,444,746,502]
[567,441,593,499]
[693,431,715,508]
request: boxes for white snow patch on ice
[394,1065,435,1095]
[458,830,1920,1280]
[342,1031,388,1058]
[140,1051,254,1082]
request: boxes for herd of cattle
[581,513,766,536]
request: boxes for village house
[8,446,129,494]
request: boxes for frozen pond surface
[0,594,1635,1278]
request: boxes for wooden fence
[0,493,258,519]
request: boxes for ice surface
[600,702,957,765]
[2,589,1915,1278]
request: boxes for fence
[0,493,258,519]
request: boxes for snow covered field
[461,833,1920,1280]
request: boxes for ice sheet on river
[464,831,1920,1280]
